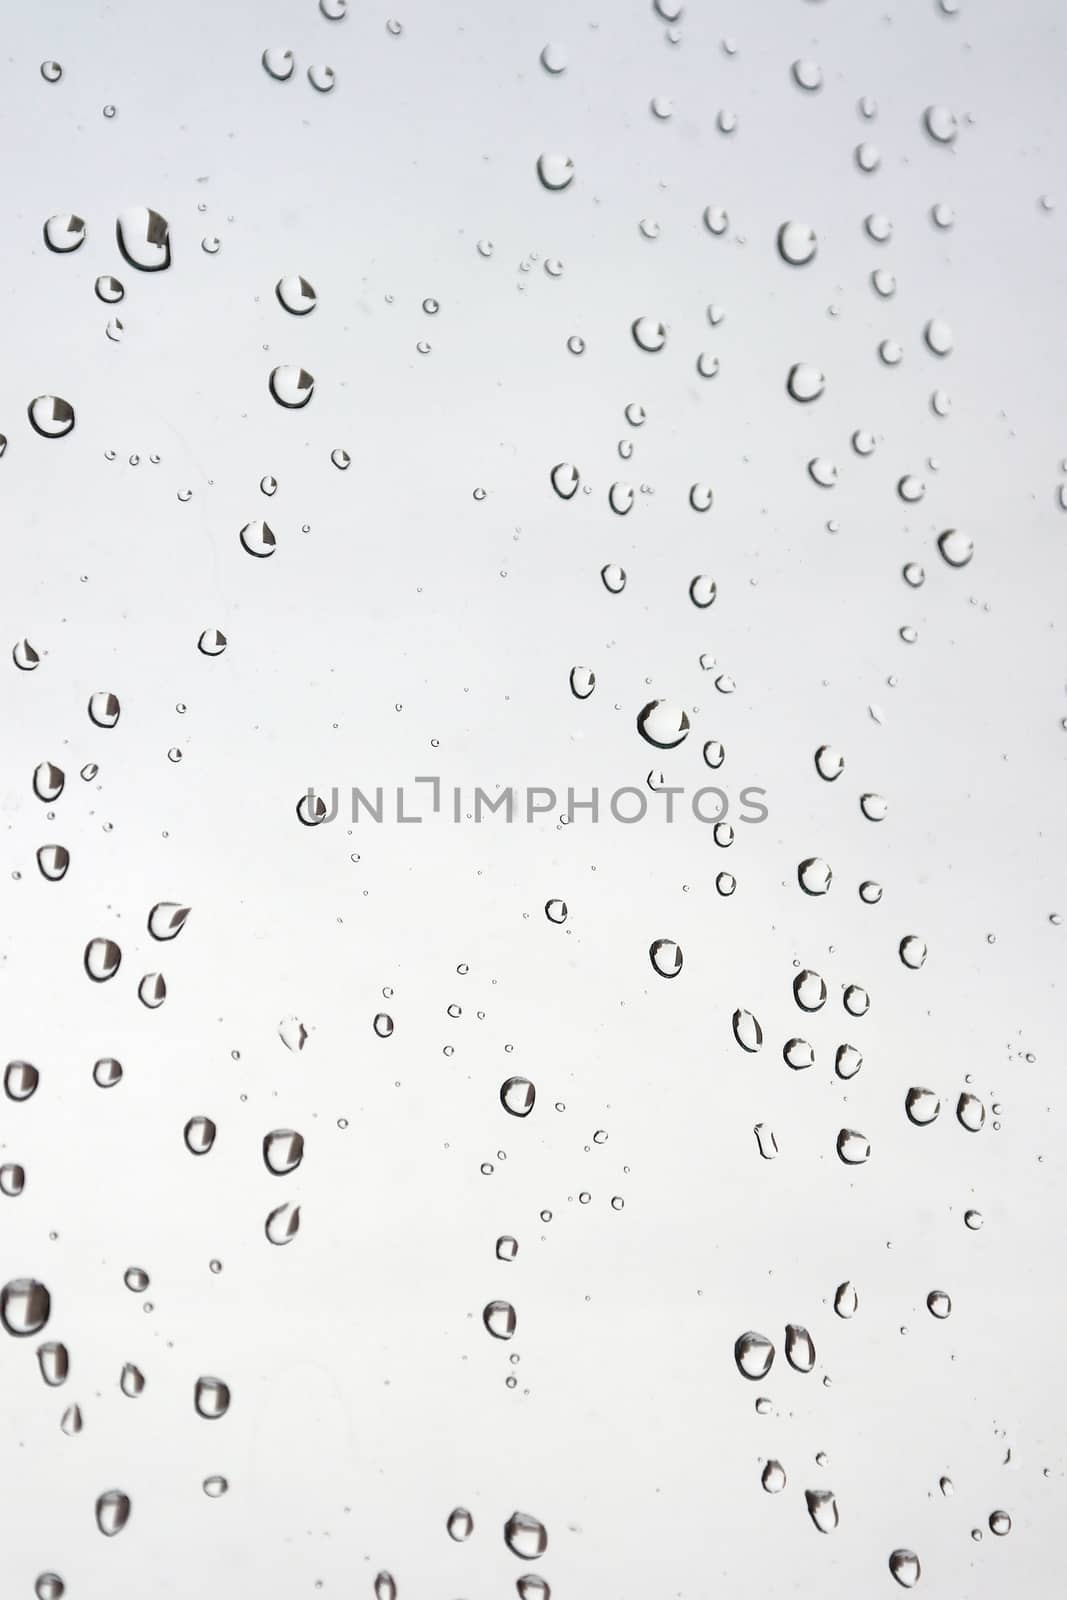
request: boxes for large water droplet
[777,221,817,265]
[276,275,317,315]
[35,1576,65,1600]
[649,938,682,978]
[905,1088,940,1126]
[87,691,120,728]
[120,1363,145,1397]
[484,1300,517,1339]
[889,1549,921,1587]
[632,316,667,352]
[184,1116,216,1155]
[805,1489,839,1533]
[95,1489,131,1537]
[732,1009,763,1053]
[262,48,295,81]
[793,970,827,1011]
[926,1290,951,1319]
[5,1060,39,1100]
[569,665,596,699]
[373,1573,396,1600]
[937,528,973,567]
[956,1092,985,1132]
[540,42,567,74]
[500,1077,536,1117]
[792,59,823,91]
[84,938,121,982]
[785,1324,815,1372]
[263,1129,304,1174]
[138,972,166,1009]
[899,936,927,970]
[36,845,70,881]
[836,1128,871,1164]
[116,207,171,271]
[194,1375,231,1419]
[923,105,958,144]
[787,363,825,402]
[536,153,575,191]
[798,858,832,895]
[550,462,580,499]
[43,214,86,253]
[269,366,314,408]
[240,520,277,558]
[734,1331,775,1380]
[989,1510,1011,1536]
[637,700,689,748]
[93,1057,122,1088]
[28,396,75,439]
[504,1511,548,1559]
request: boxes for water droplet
[762,1459,786,1493]
[637,700,689,748]
[777,220,817,266]
[116,207,170,272]
[864,212,893,244]
[545,898,568,925]
[734,1331,775,1380]
[517,1579,550,1600]
[956,1092,986,1133]
[43,214,86,253]
[805,1489,839,1533]
[569,665,596,699]
[843,984,869,1017]
[927,1290,951,1319]
[240,520,276,558]
[87,690,120,729]
[837,1128,871,1164]
[93,1057,122,1089]
[540,42,567,74]
[989,1510,1011,1536]
[860,793,888,821]
[265,1202,301,1244]
[262,48,295,81]
[275,275,317,317]
[798,858,832,895]
[878,339,903,366]
[308,64,336,92]
[924,105,958,144]
[889,1549,921,1587]
[193,1375,231,1419]
[754,1123,778,1160]
[28,396,75,439]
[536,153,575,191]
[792,59,823,91]
[138,973,166,1009]
[855,142,880,173]
[785,1324,815,1373]
[496,1235,518,1261]
[696,352,720,378]
[500,1077,535,1118]
[124,1267,149,1293]
[786,363,825,402]
[374,1573,396,1600]
[937,528,973,567]
[269,366,314,408]
[505,1510,548,1559]
[732,1009,763,1053]
[37,1341,68,1386]
[964,1209,983,1230]
[373,1013,394,1038]
[120,1363,145,1397]
[550,462,580,499]
[649,938,683,978]
[905,1088,940,1126]
[600,563,626,594]
[834,1281,858,1318]
[608,482,634,515]
[808,457,838,488]
[84,938,121,983]
[95,1489,131,1537]
[5,1060,39,1101]
[631,315,667,352]
[263,1129,304,1174]
[40,61,63,82]
[899,936,927,969]
[483,1300,517,1340]
[793,970,827,1012]
[35,1576,65,1600]
[784,1038,814,1070]
[447,1506,474,1540]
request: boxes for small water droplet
[649,938,683,978]
[43,213,86,253]
[265,1202,301,1244]
[794,970,827,1012]
[834,1281,858,1318]
[95,1490,131,1537]
[889,1549,921,1587]
[837,1128,871,1164]
[937,528,973,567]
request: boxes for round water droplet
[732,1009,763,1053]
[696,352,720,378]
[855,142,880,173]
[785,1324,815,1372]
[269,366,314,408]
[262,48,295,80]
[87,691,120,729]
[899,935,927,969]
[786,363,825,402]
[843,984,869,1017]
[40,61,63,82]
[792,59,823,91]
[927,1290,951,1319]
[5,1060,39,1101]
[784,1038,814,1070]
[957,1092,985,1133]
[505,1510,548,1560]
[835,1045,862,1080]
[937,528,973,567]
[93,1057,122,1088]
[689,483,714,513]
[203,1474,228,1497]
[631,315,667,353]
[307,64,336,91]
[33,761,65,802]
[550,461,580,499]
[265,1202,301,1244]
[798,858,832,895]
[540,42,567,74]
[276,275,316,315]
[600,563,626,594]
[762,1459,786,1493]
[569,665,596,699]
[84,938,121,982]
[649,938,683,978]
[28,396,75,439]
[924,105,958,144]
[794,970,827,1012]
[989,1510,1011,1536]
[834,1281,858,1318]
[124,1266,149,1293]
[35,1576,65,1600]
[116,207,170,271]
[777,220,817,265]
[536,153,575,191]
[905,1088,940,1126]
[483,1300,517,1339]
[263,1129,304,1175]
[734,1330,775,1381]
[240,520,276,558]
[43,214,86,253]
[878,339,903,366]
[860,793,888,821]
[837,1128,870,1164]
[373,1012,394,1038]
[446,1505,474,1542]
[500,1077,535,1117]
[889,1549,921,1588]
[814,745,844,782]
[608,481,634,515]
[194,1375,231,1419]
[964,1209,983,1230]
[184,1115,217,1156]
[808,457,837,488]
[636,699,689,748]
[95,1489,131,1537]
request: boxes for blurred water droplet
[505,1510,547,1559]
[517,1579,550,1600]
[777,221,817,265]
[855,142,880,173]
[536,153,574,191]
[35,1576,65,1600]
[696,352,720,378]
[792,59,823,91]
[265,1202,301,1244]
[124,1267,149,1292]
[540,42,567,74]
[808,457,838,488]
[650,938,683,978]
[735,1331,775,1380]
[262,48,295,80]
[889,1549,921,1587]
[40,61,63,82]
[95,1489,131,1537]
[964,1209,983,1230]
[923,105,958,144]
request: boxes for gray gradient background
[1,0,1065,1595]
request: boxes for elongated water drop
[889,1549,921,1587]
[263,1129,304,1174]
[95,1489,131,1536]
[785,1324,815,1372]
[447,1506,474,1541]
[732,1009,763,1052]
[805,1489,838,1533]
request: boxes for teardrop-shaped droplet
[13,639,40,670]
[732,1009,763,1053]
[184,1116,217,1155]
[483,1300,517,1339]
[60,1403,82,1435]
[798,858,832,895]
[762,1459,786,1493]
[265,1202,301,1244]
[536,152,575,191]
[43,213,86,253]
[194,1375,231,1419]
[447,1506,474,1541]
[805,1489,838,1533]
[834,1281,858,1319]
[116,207,171,271]
[785,1323,815,1372]
[504,1511,548,1559]
[636,700,690,749]
[138,972,166,1009]
[148,902,190,940]
[36,845,70,881]
[734,1331,775,1380]
[120,1362,145,1397]
[889,1549,921,1587]
[269,366,314,408]
[569,665,596,699]
[500,1077,535,1117]
[275,275,317,315]
[836,1128,871,1165]
[84,938,121,982]
[263,1129,304,1174]
[957,1092,985,1132]
[35,1340,68,1386]
[373,1573,396,1600]
[28,396,75,439]
[95,1489,131,1537]
[649,938,682,978]
[905,1088,940,1126]
[793,970,827,1012]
